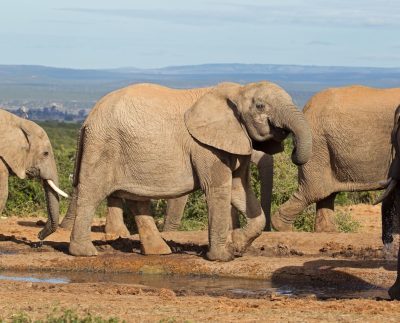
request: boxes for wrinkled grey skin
[66,82,312,261]
[93,150,273,237]
[272,86,400,232]
[0,109,60,240]
[376,104,400,300]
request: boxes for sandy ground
[0,204,400,322]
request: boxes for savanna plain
[0,122,399,322]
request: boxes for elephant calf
[67,82,312,261]
[0,109,68,239]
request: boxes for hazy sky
[1,0,400,69]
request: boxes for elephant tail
[72,126,86,187]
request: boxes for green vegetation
[3,309,123,323]
[5,122,362,232]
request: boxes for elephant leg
[163,195,189,231]
[69,185,106,257]
[389,246,400,300]
[126,200,171,255]
[315,193,337,232]
[231,175,266,255]
[230,207,240,230]
[251,151,273,231]
[271,190,310,231]
[0,162,9,214]
[105,197,130,237]
[60,187,78,230]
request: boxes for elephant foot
[140,235,172,255]
[206,246,234,262]
[315,213,337,232]
[162,223,180,232]
[69,240,98,257]
[271,212,294,232]
[388,282,400,300]
[231,229,252,255]
[105,223,130,237]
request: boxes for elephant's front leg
[0,161,9,214]
[231,170,266,255]
[163,195,189,231]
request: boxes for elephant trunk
[274,105,312,166]
[38,180,60,240]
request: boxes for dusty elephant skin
[272,86,400,232]
[94,150,273,238]
[66,82,312,261]
[0,109,67,240]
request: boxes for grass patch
[335,209,361,233]
[4,309,123,323]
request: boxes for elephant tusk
[46,180,69,198]
[374,178,397,205]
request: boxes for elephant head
[185,81,312,165]
[0,110,68,240]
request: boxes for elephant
[272,86,400,232]
[66,82,312,261]
[0,109,69,239]
[60,149,273,237]
[374,104,400,300]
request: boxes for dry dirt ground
[1,204,400,322]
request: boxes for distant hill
[1,63,399,114]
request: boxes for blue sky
[1,0,400,69]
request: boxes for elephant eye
[43,151,49,157]
[255,103,265,110]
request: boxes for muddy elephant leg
[126,200,171,255]
[271,190,310,231]
[163,195,189,231]
[315,193,337,232]
[0,162,9,214]
[60,187,78,230]
[105,197,130,237]
[230,176,266,255]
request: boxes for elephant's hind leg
[126,200,171,255]
[105,197,130,237]
[315,193,337,232]
[0,162,9,214]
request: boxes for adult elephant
[0,109,68,239]
[272,86,400,232]
[82,150,273,237]
[67,82,312,261]
[375,104,400,300]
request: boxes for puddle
[0,270,389,299]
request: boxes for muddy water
[0,270,389,300]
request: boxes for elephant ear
[0,123,30,179]
[252,139,284,155]
[184,87,252,155]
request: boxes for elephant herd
[1,81,400,299]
